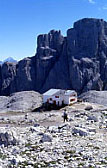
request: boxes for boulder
[48,126,59,133]
[34,123,40,127]
[10,158,17,165]
[87,115,98,122]
[0,132,17,147]
[72,127,88,136]
[88,127,96,133]
[85,105,93,111]
[40,134,52,143]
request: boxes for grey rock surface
[0,91,42,113]
[87,115,98,122]
[40,134,52,143]
[85,105,93,111]
[0,96,9,111]
[80,90,107,106]
[0,132,17,147]
[72,127,88,136]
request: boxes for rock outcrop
[0,91,42,113]
[0,132,17,147]
[80,90,107,106]
[0,18,107,95]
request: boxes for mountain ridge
[0,57,17,65]
[0,18,107,96]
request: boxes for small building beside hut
[43,89,77,106]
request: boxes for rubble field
[0,102,106,168]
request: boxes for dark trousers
[64,115,68,122]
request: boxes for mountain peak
[3,57,17,63]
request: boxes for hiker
[63,109,68,122]
[25,113,28,120]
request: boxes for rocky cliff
[0,18,107,96]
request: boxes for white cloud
[102,6,107,10]
[88,0,95,4]
[98,5,107,11]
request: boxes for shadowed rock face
[67,18,107,93]
[0,18,107,95]
[35,30,64,91]
[11,57,37,93]
[40,18,107,93]
[0,65,2,92]
[0,62,16,96]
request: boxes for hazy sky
[0,0,107,61]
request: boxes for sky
[0,0,107,61]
